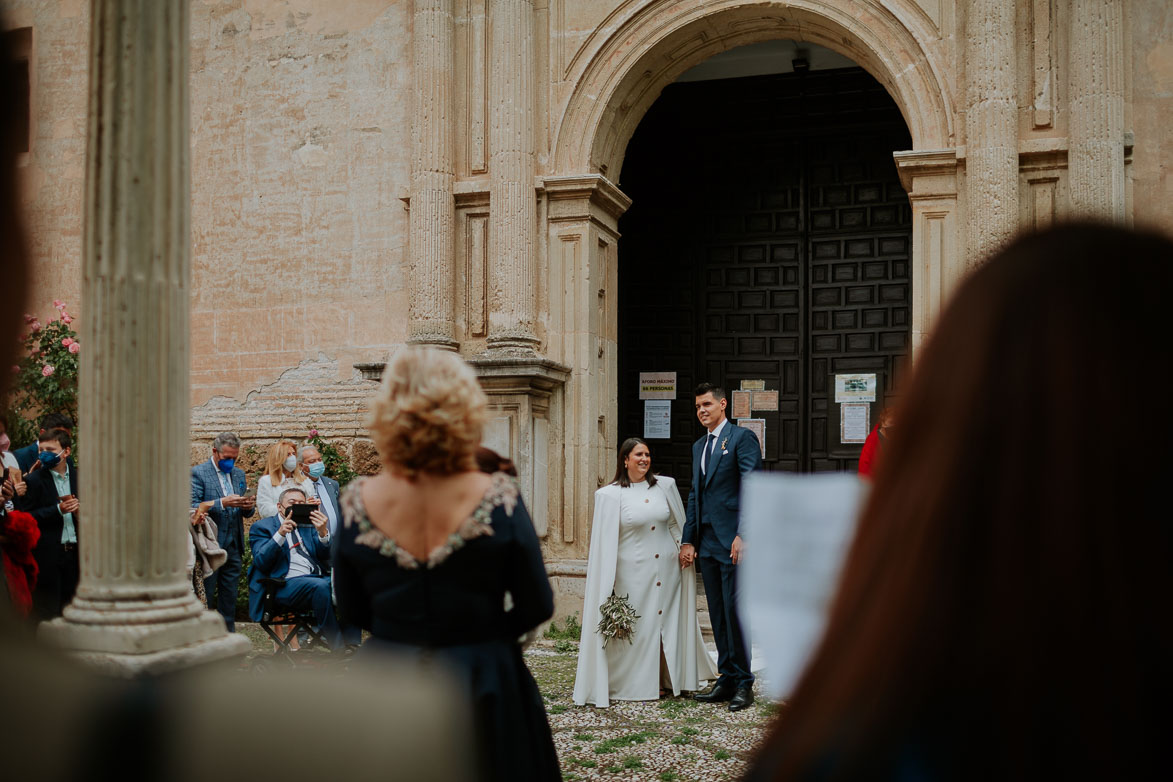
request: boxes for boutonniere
[720,437,729,452]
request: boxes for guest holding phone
[16,427,78,619]
[246,486,350,649]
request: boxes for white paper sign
[639,372,677,400]
[834,373,877,403]
[840,402,870,444]
[643,400,671,439]
[739,472,867,699]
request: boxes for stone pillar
[487,0,539,353]
[1068,0,1126,221]
[39,0,249,675]
[964,0,1019,265]
[408,0,458,348]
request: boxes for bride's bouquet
[597,592,640,647]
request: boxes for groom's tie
[702,432,716,475]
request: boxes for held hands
[730,535,743,565]
[309,509,328,536]
[679,543,696,569]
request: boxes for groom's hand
[679,543,695,569]
[730,535,744,565]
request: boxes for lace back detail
[341,472,520,569]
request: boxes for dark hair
[751,223,1173,781]
[474,447,518,477]
[693,382,725,402]
[39,413,73,432]
[610,438,658,488]
[38,427,71,450]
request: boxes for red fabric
[857,426,881,477]
[1,508,40,616]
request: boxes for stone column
[964,0,1019,265]
[487,0,539,353]
[39,0,249,675]
[1068,0,1125,221]
[408,0,458,348]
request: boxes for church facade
[6,0,1171,616]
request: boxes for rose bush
[5,300,80,448]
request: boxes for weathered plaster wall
[189,0,411,406]
[4,0,88,325]
[1131,0,1173,233]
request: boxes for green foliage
[573,733,594,742]
[593,731,654,755]
[658,772,680,781]
[569,758,596,769]
[622,756,644,770]
[305,426,357,487]
[548,704,568,714]
[680,727,699,736]
[670,735,690,745]
[554,638,576,654]
[5,303,79,449]
[543,613,582,641]
[236,539,253,620]
[715,749,732,760]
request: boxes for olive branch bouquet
[596,592,640,648]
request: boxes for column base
[39,610,250,677]
[407,334,459,351]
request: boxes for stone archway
[541,0,961,560]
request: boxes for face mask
[307,462,326,479]
[283,455,298,472]
[38,451,62,469]
[0,433,10,452]
[217,458,235,473]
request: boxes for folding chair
[255,577,330,666]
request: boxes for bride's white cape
[572,476,716,707]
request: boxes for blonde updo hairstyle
[370,347,488,479]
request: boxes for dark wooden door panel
[618,67,912,499]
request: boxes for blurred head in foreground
[370,347,488,479]
[751,223,1173,781]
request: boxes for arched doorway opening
[616,42,912,489]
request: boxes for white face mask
[283,455,298,472]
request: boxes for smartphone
[290,503,313,524]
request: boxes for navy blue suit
[17,465,80,619]
[191,459,254,630]
[247,513,343,648]
[684,420,762,689]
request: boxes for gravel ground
[235,625,776,780]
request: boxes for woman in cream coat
[574,438,716,707]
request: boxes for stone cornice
[466,354,572,397]
[543,173,633,221]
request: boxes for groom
[681,383,762,711]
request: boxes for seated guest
[256,440,313,519]
[11,412,73,474]
[17,428,78,619]
[190,432,255,631]
[247,487,346,649]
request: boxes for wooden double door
[617,67,912,490]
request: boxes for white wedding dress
[573,476,716,707]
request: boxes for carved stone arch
[552,0,957,179]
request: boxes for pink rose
[29,320,41,332]
[53,299,65,309]
[62,337,73,347]
[23,313,36,324]
[62,315,73,324]
[68,342,80,354]
[310,429,319,437]
[42,364,55,377]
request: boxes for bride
[573,438,716,707]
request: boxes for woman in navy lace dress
[333,347,561,782]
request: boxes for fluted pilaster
[409,0,458,348]
[1068,0,1125,221]
[40,0,248,675]
[487,0,539,353]
[965,0,1019,265]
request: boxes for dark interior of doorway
[616,67,912,495]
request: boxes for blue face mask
[38,450,62,469]
[307,462,326,480]
[217,458,235,473]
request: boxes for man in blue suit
[247,486,344,649]
[681,383,762,711]
[299,443,361,646]
[191,432,255,631]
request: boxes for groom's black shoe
[693,682,736,703]
[728,687,755,712]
